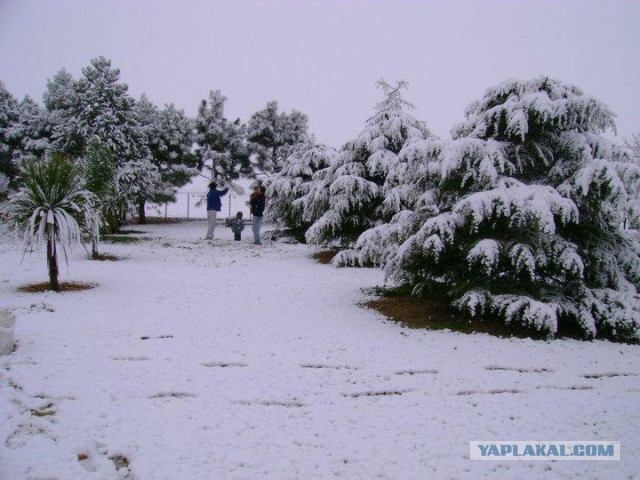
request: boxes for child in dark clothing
[230,211,244,241]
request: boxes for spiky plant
[3,153,99,291]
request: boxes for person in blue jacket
[204,182,228,240]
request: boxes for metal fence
[144,191,251,220]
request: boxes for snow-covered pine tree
[246,101,308,175]
[44,69,76,152]
[135,95,198,222]
[55,57,147,160]
[153,103,199,194]
[52,57,160,226]
[386,77,640,341]
[194,90,250,183]
[0,172,8,200]
[11,96,51,165]
[305,79,432,247]
[0,81,20,186]
[265,136,336,235]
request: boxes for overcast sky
[1,0,639,148]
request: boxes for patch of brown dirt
[90,253,121,261]
[18,282,97,293]
[312,250,339,265]
[364,294,549,340]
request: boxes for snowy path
[1,222,639,479]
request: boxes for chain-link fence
[144,191,251,220]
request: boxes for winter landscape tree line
[1,56,640,341]
[0,56,309,228]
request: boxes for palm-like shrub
[3,153,99,291]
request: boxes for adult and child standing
[204,182,266,244]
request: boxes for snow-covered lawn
[1,221,638,479]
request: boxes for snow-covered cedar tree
[0,81,21,186]
[385,76,640,341]
[265,136,336,235]
[625,132,640,163]
[305,79,432,247]
[246,100,308,175]
[135,95,198,222]
[194,90,250,184]
[2,153,99,291]
[624,132,640,230]
[333,137,446,268]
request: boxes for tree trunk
[47,237,60,292]
[91,235,99,259]
[138,199,146,224]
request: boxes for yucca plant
[2,153,100,291]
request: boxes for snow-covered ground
[0,221,639,479]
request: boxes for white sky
[1,0,639,148]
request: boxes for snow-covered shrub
[2,153,99,291]
[386,77,640,341]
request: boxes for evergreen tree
[11,96,51,165]
[194,90,249,183]
[621,132,640,230]
[59,57,148,160]
[136,95,199,206]
[0,172,9,200]
[44,69,77,152]
[625,132,640,164]
[246,101,308,175]
[334,136,445,267]
[305,80,431,246]
[0,82,20,186]
[265,136,336,235]
[386,77,640,341]
[51,57,160,226]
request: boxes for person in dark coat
[204,182,228,240]
[249,185,266,245]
